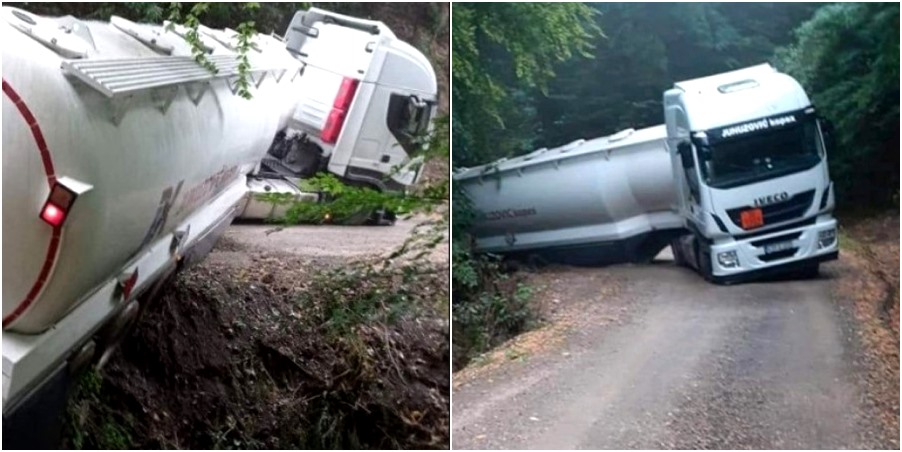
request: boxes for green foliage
[452,3,598,367]
[268,173,445,226]
[453,273,534,367]
[776,3,900,208]
[452,2,600,167]
[301,262,431,338]
[100,421,134,450]
[451,177,535,367]
[165,3,266,99]
[268,113,449,226]
[536,3,822,148]
[165,3,217,75]
[234,3,261,99]
[65,370,136,450]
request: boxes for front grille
[727,189,816,230]
[760,248,798,262]
[751,231,802,248]
[735,216,816,239]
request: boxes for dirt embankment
[832,212,900,443]
[64,222,450,449]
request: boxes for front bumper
[709,216,839,282]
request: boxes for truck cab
[263,8,438,191]
[664,64,838,282]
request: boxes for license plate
[764,241,794,254]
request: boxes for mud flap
[3,362,71,449]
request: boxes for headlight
[818,228,837,248]
[717,250,739,268]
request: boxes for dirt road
[225,217,441,262]
[453,254,896,449]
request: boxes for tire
[337,208,396,226]
[671,238,686,267]
[695,240,714,283]
[338,209,372,226]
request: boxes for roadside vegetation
[833,213,900,447]
[451,3,600,368]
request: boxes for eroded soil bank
[64,221,450,449]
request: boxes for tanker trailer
[0,5,436,446]
[457,64,837,284]
[454,125,686,266]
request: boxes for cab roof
[666,64,811,132]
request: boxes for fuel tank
[455,125,685,262]
[2,7,301,333]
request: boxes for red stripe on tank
[3,79,62,328]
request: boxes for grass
[66,370,135,450]
[453,279,537,370]
[838,228,866,255]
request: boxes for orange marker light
[740,208,764,230]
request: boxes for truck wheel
[336,208,397,226]
[671,239,686,267]
[369,208,396,226]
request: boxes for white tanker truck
[456,64,838,283]
[2,6,436,447]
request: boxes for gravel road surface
[219,216,447,266]
[452,254,894,449]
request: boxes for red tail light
[41,203,65,227]
[333,78,359,110]
[322,77,359,144]
[321,109,347,144]
[39,182,78,228]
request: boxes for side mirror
[677,141,694,169]
[405,95,433,136]
[820,118,836,152]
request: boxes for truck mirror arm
[677,141,694,169]
[819,118,836,152]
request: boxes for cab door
[665,105,704,227]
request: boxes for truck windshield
[697,120,823,189]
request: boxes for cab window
[387,93,433,153]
